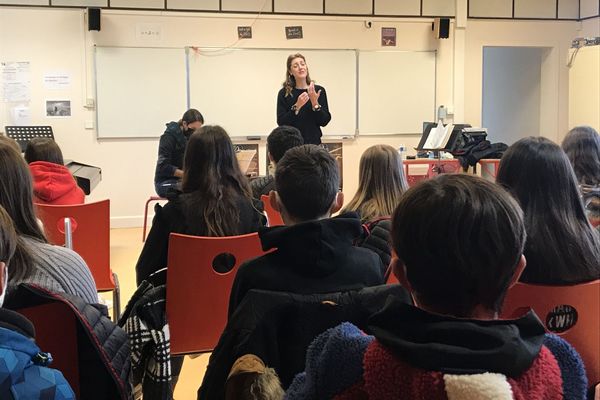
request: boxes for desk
[403,159,461,186]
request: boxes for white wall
[580,17,600,36]
[0,6,579,226]
[482,47,543,145]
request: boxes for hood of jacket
[164,121,188,145]
[259,212,363,277]
[368,298,546,378]
[29,161,83,203]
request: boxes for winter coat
[228,212,385,317]
[0,307,75,399]
[286,299,588,400]
[5,283,133,400]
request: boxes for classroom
[0,0,598,398]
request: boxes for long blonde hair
[283,53,312,97]
[342,145,409,222]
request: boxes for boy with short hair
[0,206,75,399]
[251,125,304,199]
[286,174,588,399]
[229,144,384,316]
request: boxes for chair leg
[112,272,121,323]
[142,198,152,242]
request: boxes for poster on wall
[235,144,259,177]
[46,100,71,117]
[381,27,397,47]
[10,106,31,125]
[43,72,71,90]
[1,61,31,102]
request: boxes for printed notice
[10,106,31,125]
[1,61,31,102]
[43,72,71,90]
[238,26,252,39]
[381,27,397,47]
[285,26,303,40]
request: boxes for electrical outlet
[85,98,95,108]
[85,120,94,129]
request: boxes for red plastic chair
[35,200,121,321]
[166,232,268,355]
[18,302,80,397]
[260,194,284,227]
[502,280,600,386]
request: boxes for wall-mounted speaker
[433,18,450,39]
[88,8,101,31]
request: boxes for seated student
[561,126,600,227]
[286,174,588,400]
[497,136,600,285]
[0,205,76,399]
[154,108,204,198]
[24,137,85,205]
[251,125,304,199]
[341,144,409,270]
[137,125,265,285]
[228,144,385,316]
[0,142,98,304]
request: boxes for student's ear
[267,152,274,164]
[392,256,414,292]
[329,192,344,214]
[269,190,282,213]
[508,255,527,288]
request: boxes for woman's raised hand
[308,82,321,106]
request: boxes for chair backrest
[166,232,268,355]
[502,280,600,386]
[260,194,284,227]
[18,302,80,397]
[35,200,114,291]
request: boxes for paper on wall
[10,106,31,125]
[1,61,31,102]
[43,72,71,89]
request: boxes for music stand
[5,126,54,152]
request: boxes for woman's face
[289,57,308,81]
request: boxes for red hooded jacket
[29,161,85,205]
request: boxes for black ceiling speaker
[88,8,101,31]
[433,18,450,39]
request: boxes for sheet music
[423,121,454,149]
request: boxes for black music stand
[4,126,54,152]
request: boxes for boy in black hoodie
[228,144,384,316]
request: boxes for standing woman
[154,108,204,198]
[277,53,331,145]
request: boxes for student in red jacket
[24,138,85,205]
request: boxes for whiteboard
[95,46,187,138]
[187,48,357,138]
[358,51,436,135]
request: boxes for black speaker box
[88,8,101,31]
[433,18,450,39]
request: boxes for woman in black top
[136,125,265,284]
[277,53,332,145]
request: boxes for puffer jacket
[5,283,133,399]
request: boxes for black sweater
[136,194,265,285]
[228,212,385,316]
[276,86,331,145]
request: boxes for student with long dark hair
[0,142,97,303]
[154,108,204,197]
[561,126,600,227]
[496,136,600,284]
[24,137,85,205]
[137,125,265,284]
